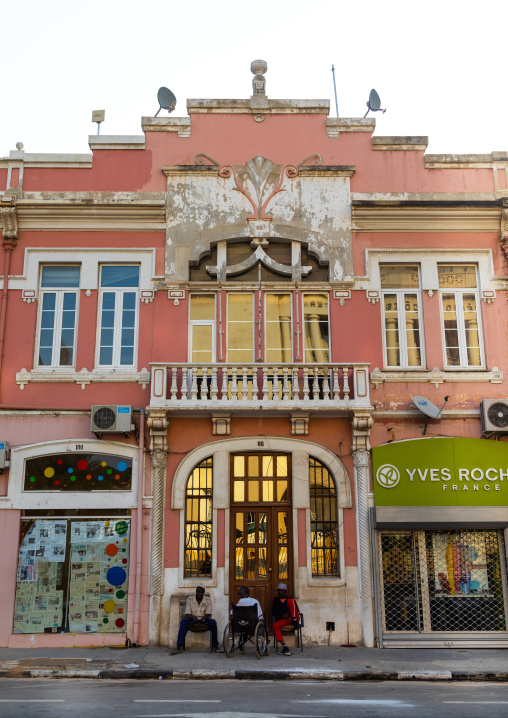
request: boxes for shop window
[380,264,423,368]
[14,517,130,634]
[184,458,213,578]
[379,530,506,633]
[97,265,140,368]
[36,265,80,368]
[439,264,484,368]
[24,453,132,492]
[310,457,339,576]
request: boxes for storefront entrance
[230,453,292,621]
[377,530,508,646]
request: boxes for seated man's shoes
[280,645,292,656]
[170,646,183,655]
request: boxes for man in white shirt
[234,586,263,618]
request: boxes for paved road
[0,679,508,718]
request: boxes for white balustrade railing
[150,363,370,409]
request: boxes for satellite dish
[364,89,386,118]
[413,396,442,419]
[413,395,450,435]
[155,87,176,117]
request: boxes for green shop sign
[372,438,508,507]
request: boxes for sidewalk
[0,644,507,681]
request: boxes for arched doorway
[230,452,292,619]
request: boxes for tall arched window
[184,457,212,578]
[310,457,339,576]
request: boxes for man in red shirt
[271,583,298,656]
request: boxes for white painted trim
[6,439,138,510]
[358,249,496,293]
[8,248,157,292]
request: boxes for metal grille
[379,530,507,634]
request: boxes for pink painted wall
[0,510,21,645]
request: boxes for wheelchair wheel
[254,621,269,659]
[223,622,239,658]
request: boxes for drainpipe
[0,197,19,393]
[132,408,145,647]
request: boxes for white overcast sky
[1,0,507,158]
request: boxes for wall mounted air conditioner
[0,441,10,471]
[91,405,132,434]
[480,399,508,433]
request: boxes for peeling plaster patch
[333,260,344,281]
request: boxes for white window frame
[439,265,485,369]
[302,292,330,364]
[188,293,216,363]
[35,266,80,370]
[96,265,140,370]
[380,267,425,370]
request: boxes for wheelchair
[223,605,269,659]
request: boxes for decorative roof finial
[251,59,267,96]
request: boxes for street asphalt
[0,644,507,682]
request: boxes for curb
[1,667,508,682]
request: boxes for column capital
[353,448,371,468]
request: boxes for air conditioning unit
[0,441,10,470]
[91,405,132,433]
[480,399,508,433]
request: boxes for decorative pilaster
[352,406,375,647]
[147,409,169,597]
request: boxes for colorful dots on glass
[24,453,132,492]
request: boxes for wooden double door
[230,453,293,622]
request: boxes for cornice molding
[15,194,166,231]
[352,205,500,232]
[370,366,503,390]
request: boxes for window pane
[192,325,213,363]
[303,294,329,363]
[248,481,259,502]
[184,458,213,578]
[228,294,253,362]
[41,266,80,288]
[262,481,273,501]
[99,346,113,365]
[404,294,421,367]
[262,456,273,477]
[265,294,292,363]
[248,456,259,476]
[310,457,339,577]
[235,514,244,544]
[233,456,245,477]
[380,265,419,289]
[233,481,244,502]
[438,265,477,288]
[276,456,288,476]
[190,295,215,321]
[101,266,140,288]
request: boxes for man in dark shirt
[271,583,298,656]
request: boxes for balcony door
[230,453,292,622]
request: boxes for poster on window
[432,532,490,596]
[14,518,129,634]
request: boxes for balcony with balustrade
[149,362,371,413]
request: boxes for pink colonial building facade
[1,62,508,649]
